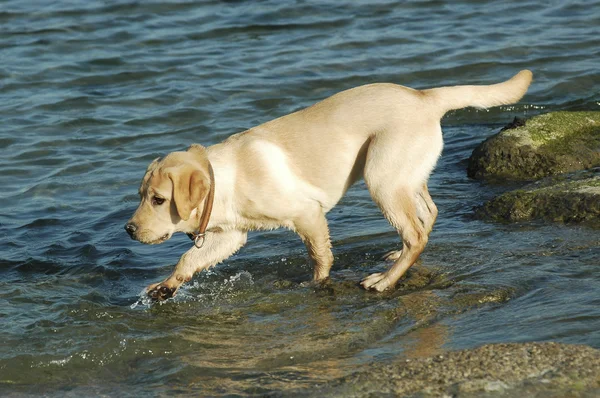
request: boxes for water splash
[186,270,255,302]
[129,271,255,309]
[129,288,155,309]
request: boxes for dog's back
[230,70,532,209]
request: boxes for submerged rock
[477,173,600,223]
[468,112,600,181]
[297,342,600,397]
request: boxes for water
[1,0,599,395]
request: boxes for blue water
[1,0,599,395]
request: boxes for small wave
[186,18,352,41]
[85,56,126,67]
[7,257,64,275]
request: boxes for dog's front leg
[147,229,248,301]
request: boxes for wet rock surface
[294,342,600,397]
[468,112,600,181]
[477,172,600,224]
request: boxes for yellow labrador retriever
[125,70,532,300]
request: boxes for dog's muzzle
[124,222,137,238]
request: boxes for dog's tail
[424,70,533,116]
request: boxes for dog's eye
[152,196,165,206]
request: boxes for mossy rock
[468,112,600,181]
[477,174,600,223]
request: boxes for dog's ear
[146,157,162,172]
[187,144,206,156]
[168,164,209,221]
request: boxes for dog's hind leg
[361,123,442,291]
[382,183,437,262]
[294,208,334,281]
[418,183,438,236]
[362,185,428,291]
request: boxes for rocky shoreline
[294,342,600,397]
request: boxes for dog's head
[124,144,212,244]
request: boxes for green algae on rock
[477,174,600,223]
[468,112,600,181]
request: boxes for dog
[125,70,532,300]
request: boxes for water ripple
[1,0,599,395]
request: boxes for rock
[292,342,600,397]
[477,173,600,223]
[467,112,600,181]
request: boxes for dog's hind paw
[360,272,392,292]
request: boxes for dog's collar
[187,161,215,249]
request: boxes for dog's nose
[124,223,137,237]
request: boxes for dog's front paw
[147,282,178,301]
